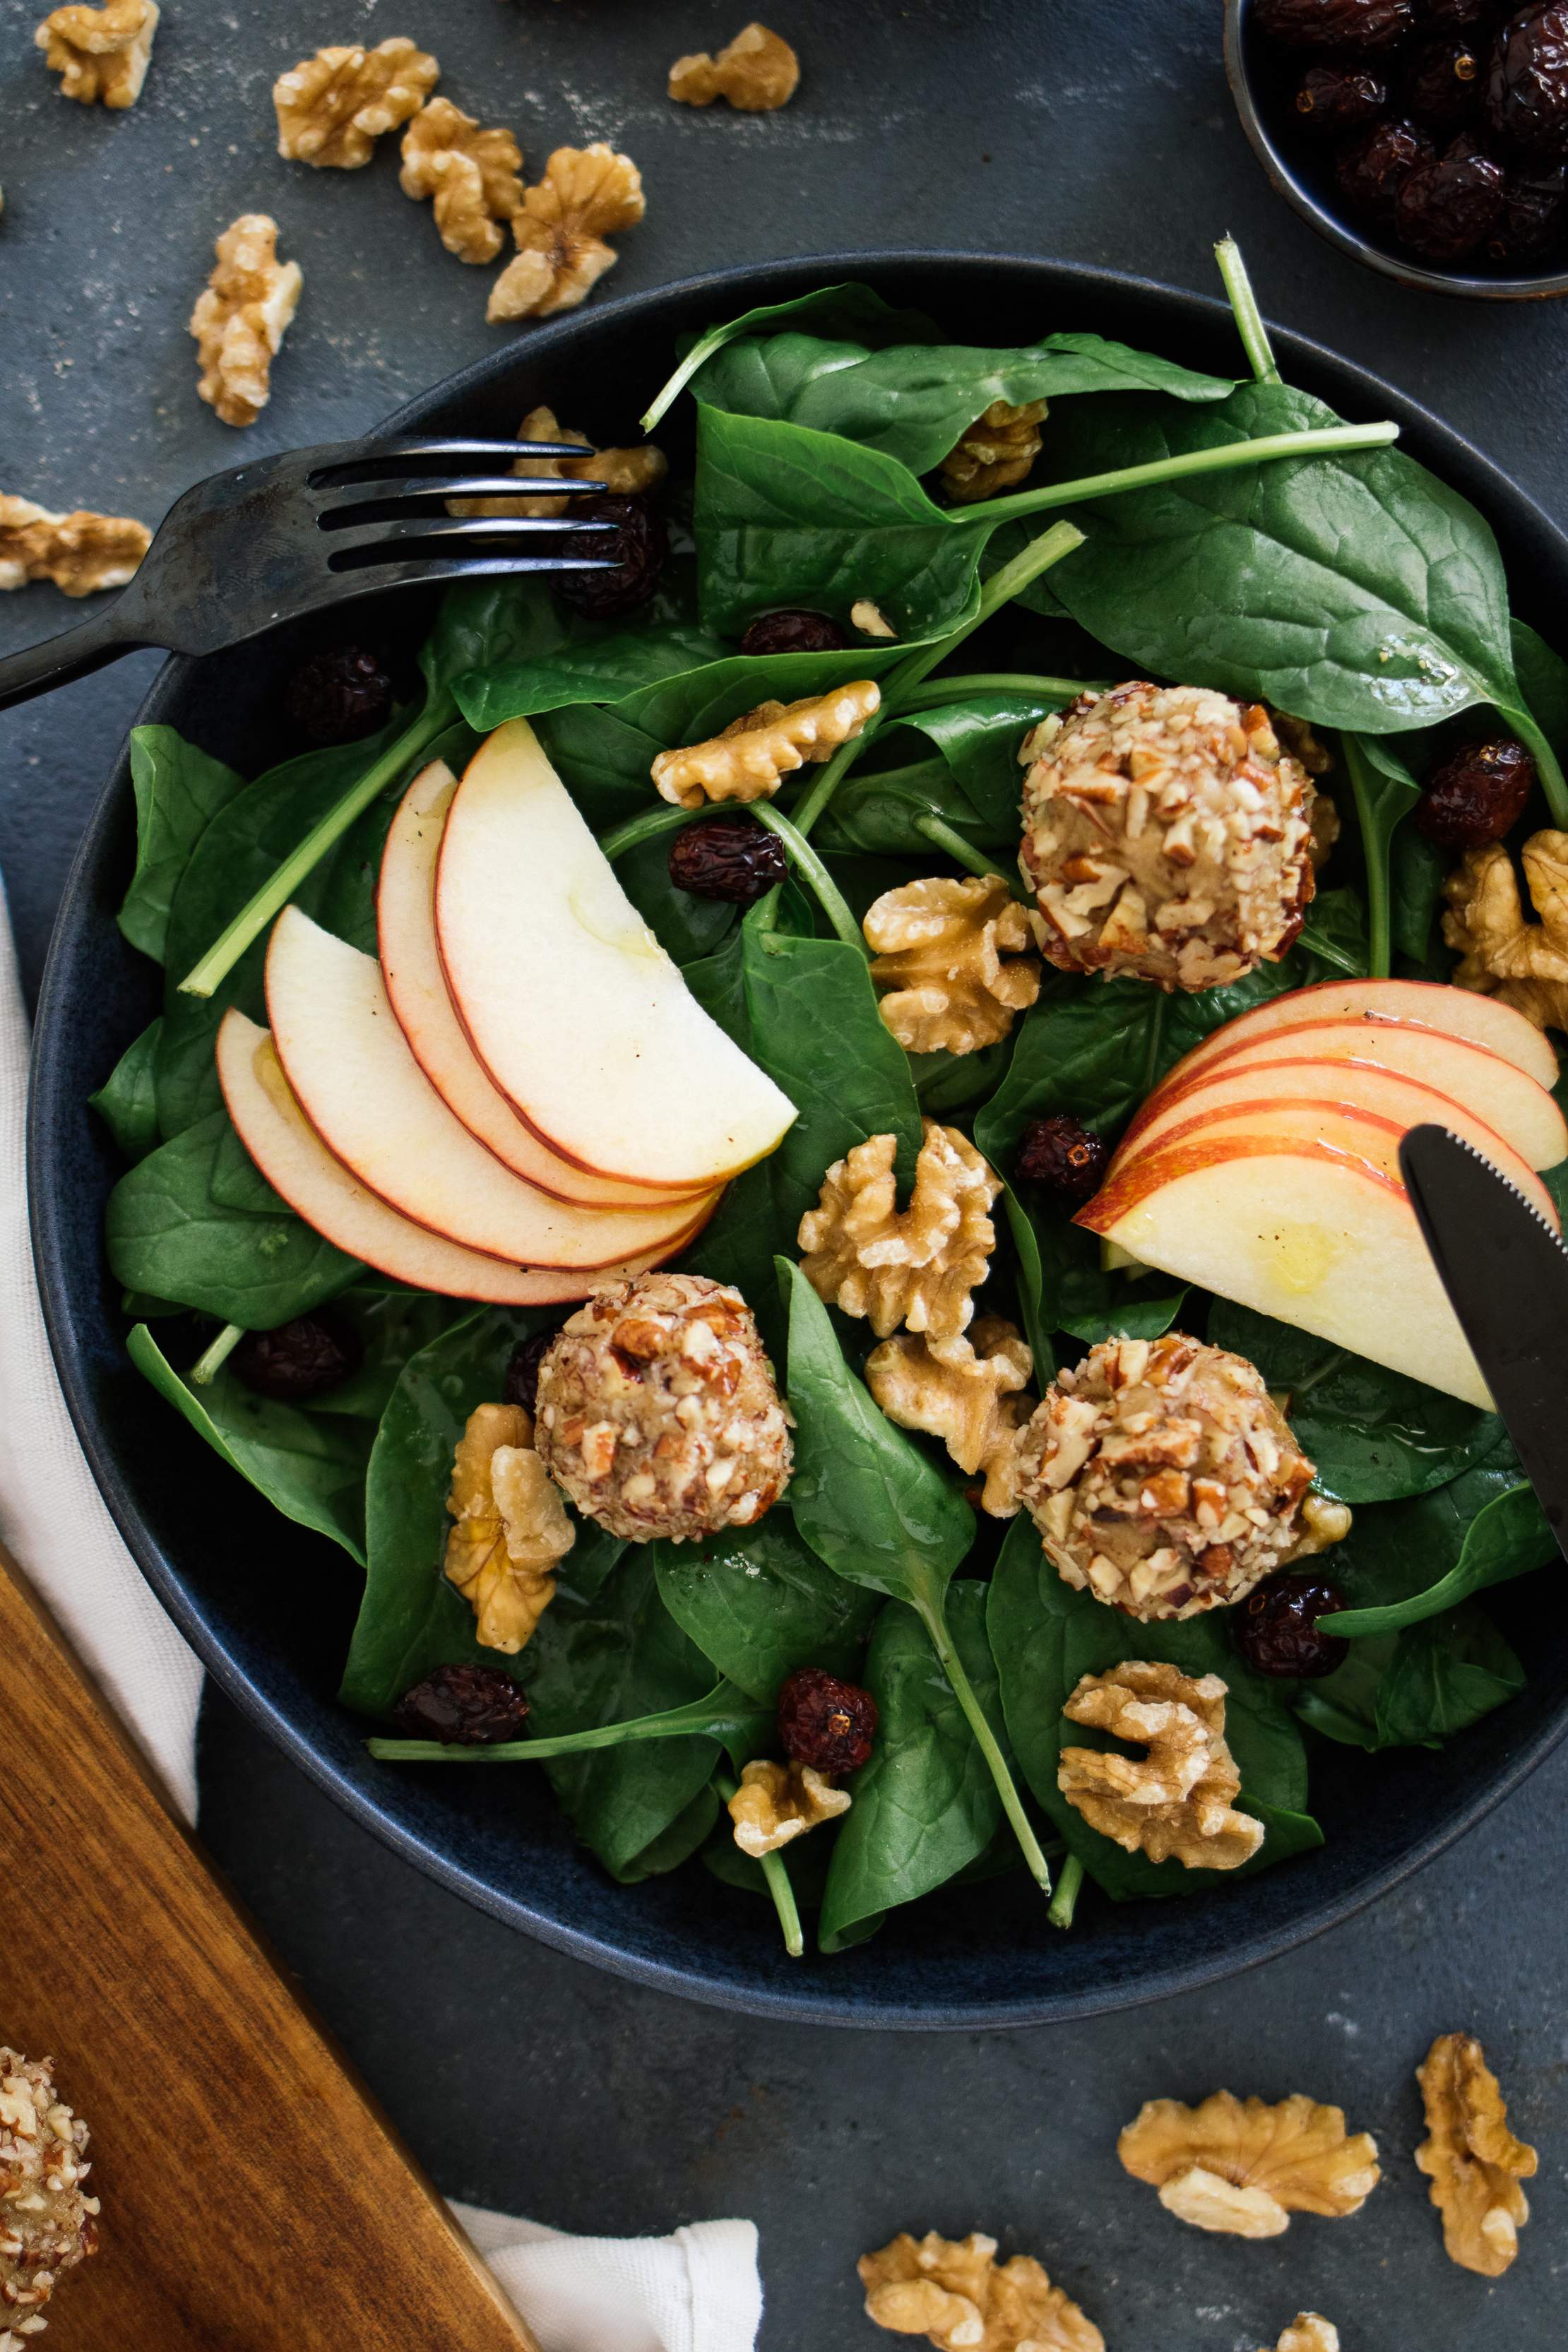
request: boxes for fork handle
[0,600,148,715]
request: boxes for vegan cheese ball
[1018,682,1317,990]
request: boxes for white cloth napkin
[0,886,762,2352]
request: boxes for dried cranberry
[1416,737,1536,844]
[1016,1113,1109,1203]
[554,494,667,618]
[1490,155,1568,249]
[505,1331,556,1415]
[1336,115,1436,217]
[776,1667,879,1774]
[1487,3,1568,154]
[389,1662,530,1744]
[1256,0,1415,49]
[1394,133,1507,252]
[739,610,854,658]
[1295,64,1389,133]
[284,647,393,746]
[231,1308,362,1401]
[1233,1573,1350,1678]
[1418,0,1497,26]
[668,814,789,905]
[1401,33,1484,124]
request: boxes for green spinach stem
[749,802,869,951]
[1342,735,1394,980]
[189,1322,244,1386]
[1213,237,1280,386]
[978,420,1399,533]
[1047,1852,1084,1930]
[178,690,458,999]
[600,802,692,861]
[916,1598,1053,1894]
[893,674,1098,711]
[712,1769,805,1958]
[912,813,1028,898]
[367,1682,768,1762]
[1509,707,1568,829]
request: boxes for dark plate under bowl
[28,253,1568,2028]
[1225,0,1568,301]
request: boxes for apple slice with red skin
[1165,977,1560,1093]
[434,718,796,1194]
[217,1011,703,1303]
[265,907,719,1270]
[378,761,703,1211]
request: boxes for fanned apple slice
[217,1012,695,1303]
[265,908,718,1269]
[379,761,702,1211]
[434,718,796,1192]
[1167,977,1560,1091]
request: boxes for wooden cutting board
[0,1545,541,2352]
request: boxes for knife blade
[1399,1122,1568,1562]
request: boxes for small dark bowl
[1225,0,1568,300]
[29,253,1568,2028]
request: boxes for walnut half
[651,681,879,809]
[0,494,149,595]
[488,145,645,323]
[446,405,666,520]
[1058,1659,1263,1872]
[798,1119,1001,1348]
[1118,2089,1379,2238]
[400,96,524,265]
[865,1316,1034,1516]
[669,23,800,111]
[940,399,1049,504]
[274,37,439,170]
[1415,2031,1538,2276]
[35,0,158,107]
[727,1758,849,1856]
[1444,831,1568,1036]
[189,215,302,429]
[866,874,1042,1055]
[444,1402,574,1654]
[1265,2319,1339,2352]
[859,2230,1103,2352]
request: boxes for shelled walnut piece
[274,37,439,169]
[400,97,524,264]
[1118,2089,1380,2237]
[1415,2031,1538,2276]
[34,0,158,107]
[727,1759,849,1857]
[488,145,644,323]
[669,23,800,111]
[940,399,1049,504]
[1058,1659,1263,1871]
[798,1120,1002,1348]
[1444,830,1568,1035]
[446,405,666,519]
[865,875,1042,1054]
[866,1316,1034,1516]
[1265,2320,1338,2352]
[444,1401,573,1654]
[189,215,302,429]
[0,2050,99,2342]
[0,495,149,595]
[859,2229,1104,2352]
[652,679,879,809]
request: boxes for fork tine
[323,549,620,585]
[310,438,597,487]
[319,477,610,521]
[326,516,621,563]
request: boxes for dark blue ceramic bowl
[29,254,1568,2027]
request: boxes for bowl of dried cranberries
[1225,0,1568,297]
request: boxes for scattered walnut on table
[865,874,1043,1055]
[34,0,158,106]
[274,37,439,169]
[939,398,1049,504]
[1415,2031,1538,2276]
[399,96,524,264]
[0,2051,99,2344]
[651,679,879,809]
[446,403,666,519]
[487,144,644,323]
[188,214,302,429]
[1058,1658,1264,1872]
[859,2229,1104,2352]
[866,1314,1034,1516]
[444,1401,574,1654]
[0,494,149,595]
[798,1119,1002,1349]
[1444,830,1568,1035]
[669,22,800,111]
[1118,2088,1380,2236]
[727,1757,849,1856]
[1264,2318,1339,2352]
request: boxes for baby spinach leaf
[127,1323,372,1562]
[311,1287,463,1423]
[1297,1603,1526,1749]
[1343,734,1420,978]
[1001,1184,1054,1383]
[653,1508,881,1703]
[890,691,1063,835]
[535,701,667,828]
[643,281,944,430]
[1391,825,1451,969]
[118,727,246,964]
[1033,1211,1188,1344]
[619,831,737,966]
[1204,1300,1504,1502]
[1297,885,1369,978]
[1325,1477,1556,1637]
[88,1019,163,1163]
[814,754,999,860]
[420,575,578,696]
[913,1040,1014,1115]
[453,622,726,730]
[1511,617,1568,764]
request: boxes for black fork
[0,436,617,714]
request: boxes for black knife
[1399,1123,1568,1564]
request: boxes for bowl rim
[1223,0,1568,304]
[29,247,1568,2029]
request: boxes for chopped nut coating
[0,495,149,595]
[1415,2031,1537,2275]
[35,0,158,106]
[866,1315,1034,1516]
[189,214,302,429]
[1015,1333,1317,1620]
[727,1757,849,1855]
[652,679,880,809]
[1444,831,1568,1035]
[274,37,439,169]
[1020,684,1317,991]
[940,398,1049,504]
[0,2051,99,2336]
[487,144,644,322]
[669,22,801,110]
[444,1401,573,1654]
[1059,1659,1264,1871]
[1118,2089,1380,2235]
[798,1120,1002,1347]
[859,2230,1104,2352]
[866,875,1042,1054]
[1266,2320,1339,2352]
[446,404,666,519]
[400,96,524,264]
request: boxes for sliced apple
[379,762,701,1211]
[216,1011,696,1304]
[1167,978,1560,1092]
[1077,1144,1495,1408]
[265,907,718,1269]
[434,718,797,1192]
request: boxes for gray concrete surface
[4,1,1566,2344]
